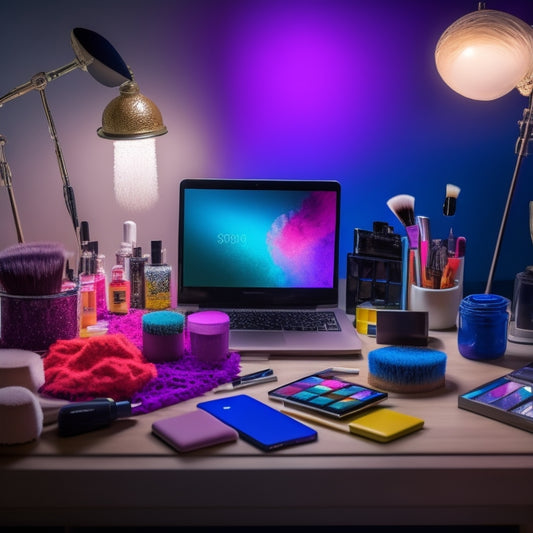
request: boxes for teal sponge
[368,346,447,393]
[142,311,185,336]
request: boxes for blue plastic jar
[457,294,510,361]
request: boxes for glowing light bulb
[113,138,159,210]
[435,9,533,101]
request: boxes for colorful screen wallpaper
[0,0,532,299]
[182,189,336,288]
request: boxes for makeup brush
[387,194,421,286]
[443,183,461,216]
[0,241,67,296]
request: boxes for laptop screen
[178,179,341,307]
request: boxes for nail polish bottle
[108,265,130,314]
[129,246,146,309]
[144,240,171,310]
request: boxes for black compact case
[345,222,403,315]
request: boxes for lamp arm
[0,59,82,107]
[485,92,533,294]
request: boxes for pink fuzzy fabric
[41,333,156,401]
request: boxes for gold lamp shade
[97,80,167,139]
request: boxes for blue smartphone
[197,394,317,452]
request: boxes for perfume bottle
[79,221,97,329]
[115,220,136,280]
[144,240,171,310]
[129,246,146,309]
[108,265,130,315]
[79,247,97,329]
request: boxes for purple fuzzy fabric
[105,310,241,415]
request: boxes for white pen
[324,367,360,374]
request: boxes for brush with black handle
[443,183,461,216]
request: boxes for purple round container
[187,310,230,363]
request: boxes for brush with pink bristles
[386,194,421,287]
[0,242,67,296]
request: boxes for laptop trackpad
[230,331,287,348]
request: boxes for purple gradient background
[0,0,531,298]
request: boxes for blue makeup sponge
[368,346,447,393]
[142,311,185,336]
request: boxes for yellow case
[281,405,424,443]
[347,407,424,442]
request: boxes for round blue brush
[368,346,447,393]
[0,242,66,296]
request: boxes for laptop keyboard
[226,310,341,332]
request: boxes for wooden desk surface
[2,328,533,529]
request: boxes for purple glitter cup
[188,310,230,364]
[0,285,80,354]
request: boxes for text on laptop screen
[182,187,337,289]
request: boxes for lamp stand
[485,92,533,294]
[0,135,24,243]
[37,83,80,248]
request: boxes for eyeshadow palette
[268,370,388,419]
[458,362,533,433]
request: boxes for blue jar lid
[460,293,509,312]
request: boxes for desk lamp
[97,80,167,211]
[435,3,533,295]
[0,27,166,249]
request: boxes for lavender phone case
[152,409,238,452]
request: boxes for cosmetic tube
[129,246,146,309]
[79,247,97,328]
[58,398,132,437]
[144,240,171,310]
[108,265,130,314]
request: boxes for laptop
[177,178,361,357]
